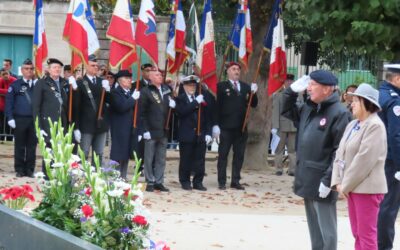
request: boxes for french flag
[63,0,99,70]
[229,1,253,69]
[107,0,137,70]
[136,0,158,65]
[196,0,217,94]
[264,0,286,95]
[33,0,48,77]
[166,0,189,74]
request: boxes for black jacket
[32,76,69,137]
[175,91,212,143]
[281,88,352,201]
[139,83,172,139]
[73,75,110,134]
[215,80,258,129]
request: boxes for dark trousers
[378,160,400,250]
[14,117,37,175]
[131,128,145,168]
[179,141,206,186]
[217,128,248,185]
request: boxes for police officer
[213,62,258,190]
[72,55,110,166]
[377,62,400,250]
[109,70,140,179]
[32,58,71,173]
[5,59,37,177]
[176,75,212,191]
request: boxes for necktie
[191,95,195,102]
[92,77,96,85]
[26,80,30,88]
[233,81,239,92]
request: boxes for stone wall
[0,1,169,69]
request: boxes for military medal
[151,91,161,103]
[320,118,327,126]
[225,88,230,96]
[51,87,55,91]
[393,106,400,116]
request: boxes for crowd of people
[2,55,400,250]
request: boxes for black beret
[141,63,153,70]
[309,70,338,86]
[286,74,295,80]
[182,75,199,85]
[225,61,241,70]
[47,58,63,66]
[115,70,132,79]
[88,54,97,62]
[64,65,72,71]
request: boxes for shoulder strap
[82,80,97,113]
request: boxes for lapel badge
[319,118,327,126]
[51,86,55,91]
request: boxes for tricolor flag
[186,1,200,64]
[63,0,100,70]
[33,0,48,77]
[107,0,137,70]
[229,0,253,69]
[264,0,286,95]
[196,0,217,94]
[166,0,189,74]
[136,0,158,65]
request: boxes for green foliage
[284,0,400,60]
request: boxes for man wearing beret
[281,70,352,250]
[175,75,212,191]
[377,62,400,250]
[72,55,110,167]
[140,68,176,192]
[5,59,37,177]
[213,61,258,190]
[109,70,140,179]
[271,74,297,176]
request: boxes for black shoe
[193,184,207,191]
[287,171,295,176]
[230,183,245,190]
[181,184,192,191]
[218,184,226,190]
[145,184,154,192]
[275,170,283,176]
[154,184,170,192]
[16,172,24,177]
[25,171,34,178]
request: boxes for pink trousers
[347,193,384,250]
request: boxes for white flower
[71,154,81,162]
[52,162,64,168]
[34,172,46,179]
[142,238,150,248]
[107,189,124,197]
[114,181,131,191]
[89,217,97,224]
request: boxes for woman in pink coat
[331,83,387,250]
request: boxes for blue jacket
[5,79,34,120]
[379,81,400,170]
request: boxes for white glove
[169,97,176,108]
[143,132,151,140]
[73,129,81,143]
[131,89,140,100]
[271,128,278,135]
[101,79,110,92]
[68,76,78,90]
[318,182,331,198]
[212,125,220,138]
[290,75,310,93]
[205,135,212,145]
[40,130,48,137]
[138,135,142,142]
[251,83,258,93]
[195,94,204,104]
[7,119,16,129]
[395,172,400,181]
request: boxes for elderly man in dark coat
[281,70,352,250]
[109,70,140,179]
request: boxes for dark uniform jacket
[175,91,212,143]
[73,75,110,134]
[5,78,34,120]
[139,83,172,139]
[215,80,258,129]
[32,76,68,137]
[131,79,150,135]
[109,85,136,161]
[379,81,400,171]
[281,88,352,201]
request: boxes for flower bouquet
[32,118,158,249]
[0,184,35,210]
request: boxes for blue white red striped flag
[136,0,158,65]
[33,0,48,77]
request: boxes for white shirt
[23,78,32,88]
[229,79,240,92]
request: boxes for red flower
[124,188,130,197]
[85,187,92,196]
[132,215,148,226]
[24,193,35,202]
[22,184,33,193]
[71,162,79,169]
[81,204,94,218]
[9,189,22,200]
[163,246,170,250]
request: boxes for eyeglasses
[23,67,34,70]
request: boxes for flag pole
[241,49,265,132]
[133,48,142,128]
[165,70,179,130]
[68,85,73,123]
[218,44,231,81]
[196,78,202,136]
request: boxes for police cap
[22,58,33,65]
[384,60,400,74]
[182,75,199,85]
[88,54,97,62]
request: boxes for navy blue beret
[309,70,338,86]
[115,69,132,79]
